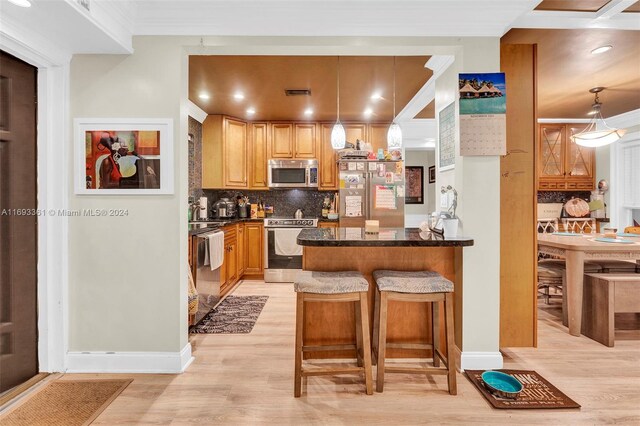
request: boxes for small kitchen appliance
[213,198,236,219]
[268,159,318,188]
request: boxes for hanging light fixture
[387,56,403,150]
[572,87,625,148]
[331,56,346,149]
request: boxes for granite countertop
[188,218,264,236]
[297,228,474,247]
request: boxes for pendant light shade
[387,56,402,150]
[572,87,625,148]
[332,57,346,149]
[387,122,403,150]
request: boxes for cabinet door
[224,118,248,187]
[566,124,594,180]
[237,224,245,277]
[271,123,293,158]
[319,123,338,190]
[244,223,264,275]
[344,123,367,146]
[539,125,565,179]
[227,239,238,284]
[294,123,317,158]
[319,222,338,229]
[249,123,268,189]
[369,123,390,154]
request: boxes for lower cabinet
[319,221,338,229]
[244,222,264,276]
[237,224,245,277]
[220,226,238,296]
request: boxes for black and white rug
[191,295,269,334]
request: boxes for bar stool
[293,271,373,397]
[372,270,457,395]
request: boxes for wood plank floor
[64,282,640,424]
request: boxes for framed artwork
[438,102,456,171]
[429,165,436,183]
[405,166,424,204]
[74,118,174,194]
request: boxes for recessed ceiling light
[198,92,210,100]
[363,107,373,117]
[304,108,313,116]
[8,0,31,7]
[246,107,256,115]
[370,93,383,101]
[233,92,245,100]
[591,45,613,55]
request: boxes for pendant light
[572,87,625,148]
[387,56,403,150]
[331,56,346,149]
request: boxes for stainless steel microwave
[267,159,318,188]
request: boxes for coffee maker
[213,198,236,218]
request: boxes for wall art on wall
[438,102,456,171]
[459,72,507,156]
[74,118,174,194]
[405,166,424,204]
[428,165,436,184]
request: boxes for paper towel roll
[199,196,208,220]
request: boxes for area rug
[465,370,580,409]
[191,295,268,334]
[0,379,132,426]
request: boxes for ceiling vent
[284,89,311,96]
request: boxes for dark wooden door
[0,51,38,392]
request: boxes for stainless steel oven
[264,218,318,282]
[267,159,318,188]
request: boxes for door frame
[0,34,70,372]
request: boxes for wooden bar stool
[293,271,373,397]
[372,270,457,395]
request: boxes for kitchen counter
[299,227,473,361]
[298,227,474,247]
[188,218,264,236]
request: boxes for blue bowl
[481,371,523,399]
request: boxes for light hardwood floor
[59,282,640,424]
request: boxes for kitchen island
[297,227,473,360]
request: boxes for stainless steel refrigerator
[338,160,405,228]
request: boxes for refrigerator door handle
[366,172,372,220]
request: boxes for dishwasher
[194,230,223,324]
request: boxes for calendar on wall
[458,72,507,156]
[438,102,456,171]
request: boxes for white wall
[69,38,188,360]
[435,38,503,366]
[405,150,435,227]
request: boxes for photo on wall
[405,166,424,204]
[74,118,174,194]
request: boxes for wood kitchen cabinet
[318,221,338,229]
[319,123,338,190]
[202,115,248,189]
[294,123,317,158]
[270,123,293,158]
[368,123,391,154]
[270,122,317,159]
[344,123,367,146]
[249,123,269,189]
[538,123,595,191]
[220,226,238,296]
[244,222,264,276]
[237,224,245,277]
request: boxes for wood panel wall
[499,44,538,347]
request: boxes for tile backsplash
[188,117,203,201]
[537,191,591,204]
[202,189,337,219]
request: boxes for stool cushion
[373,270,453,294]
[537,265,563,278]
[539,259,602,273]
[591,260,638,273]
[294,271,369,294]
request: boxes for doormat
[191,295,268,334]
[465,370,580,409]
[0,379,132,426]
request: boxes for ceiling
[535,0,640,12]
[189,56,433,122]
[502,28,640,118]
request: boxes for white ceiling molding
[80,0,135,52]
[596,0,637,19]
[399,119,437,150]
[396,55,454,122]
[0,13,71,65]
[510,10,640,31]
[187,101,208,124]
[133,1,539,37]
[604,108,640,130]
[537,118,592,124]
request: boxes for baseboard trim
[459,351,503,371]
[66,343,193,374]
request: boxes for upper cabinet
[202,115,248,189]
[294,123,317,158]
[538,123,594,191]
[270,122,317,159]
[368,123,390,154]
[249,123,269,189]
[319,123,338,190]
[270,123,293,158]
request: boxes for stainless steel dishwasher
[194,230,223,324]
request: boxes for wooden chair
[293,271,373,397]
[372,270,457,395]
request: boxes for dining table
[537,233,640,336]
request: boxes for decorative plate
[564,198,590,217]
[594,238,635,244]
[617,233,640,238]
[552,232,581,236]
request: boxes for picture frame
[429,165,436,183]
[74,118,174,195]
[405,166,424,204]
